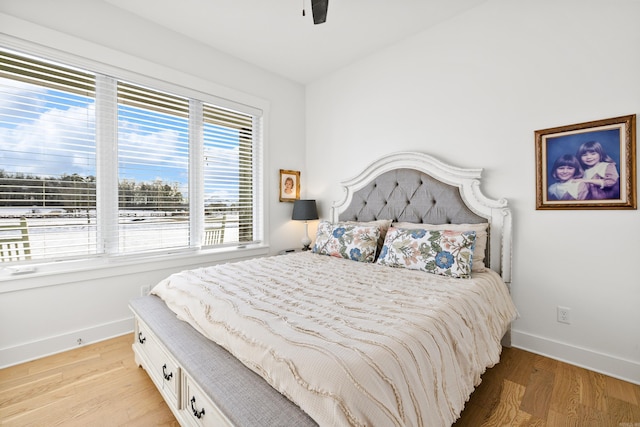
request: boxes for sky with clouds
[1,77,242,202]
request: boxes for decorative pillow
[312,221,381,263]
[377,226,477,279]
[343,219,392,259]
[393,222,488,272]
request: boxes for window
[116,82,191,254]
[0,50,98,260]
[202,102,256,244]
[0,48,262,264]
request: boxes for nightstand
[278,248,303,255]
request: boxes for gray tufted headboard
[331,152,512,283]
[337,168,486,225]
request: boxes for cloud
[118,125,188,182]
[0,80,243,201]
[0,78,48,123]
[204,143,241,201]
[0,80,95,177]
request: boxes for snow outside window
[0,48,263,265]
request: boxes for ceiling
[104,0,486,84]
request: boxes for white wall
[306,0,640,384]
[2,0,639,385]
[0,0,307,366]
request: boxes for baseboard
[511,329,640,385]
[0,316,134,369]
[3,322,638,386]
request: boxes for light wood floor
[1,334,639,426]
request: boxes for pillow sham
[377,226,477,279]
[393,222,488,272]
[343,219,392,257]
[312,221,381,263]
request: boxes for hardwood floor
[454,345,640,427]
[0,334,178,427]
[1,334,639,426]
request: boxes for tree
[0,170,185,211]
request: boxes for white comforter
[151,252,517,427]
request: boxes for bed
[130,151,517,427]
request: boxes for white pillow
[393,222,488,272]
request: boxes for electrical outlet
[557,306,571,324]
[141,285,150,296]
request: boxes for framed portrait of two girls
[535,114,636,210]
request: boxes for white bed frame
[332,151,512,285]
[131,151,513,426]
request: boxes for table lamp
[291,199,319,251]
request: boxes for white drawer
[181,373,233,427]
[134,319,181,404]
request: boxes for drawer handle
[162,364,173,381]
[138,332,146,344]
[190,396,205,419]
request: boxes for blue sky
[0,77,242,202]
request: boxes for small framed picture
[535,114,636,210]
[279,169,300,202]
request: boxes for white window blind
[0,47,263,265]
[203,103,256,246]
[0,50,98,261]
[117,82,190,254]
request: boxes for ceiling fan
[303,0,329,24]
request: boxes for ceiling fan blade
[311,0,328,24]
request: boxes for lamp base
[301,222,312,252]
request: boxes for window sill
[0,244,270,294]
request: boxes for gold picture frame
[535,114,636,210]
[279,169,300,202]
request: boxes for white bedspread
[151,252,517,427]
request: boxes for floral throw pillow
[393,222,488,272]
[312,221,381,263]
[344,219,392,259]
[376,227,477,278]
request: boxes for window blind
[116,82,190,254]
[0,47,263,265]
[0,50,98,261]
[203,103,256,245]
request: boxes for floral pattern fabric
[344,219,392,257]
[393,222,488,272]
[377,226,477,278]
[312,221,381,263]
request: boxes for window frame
[0,41,269,287]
